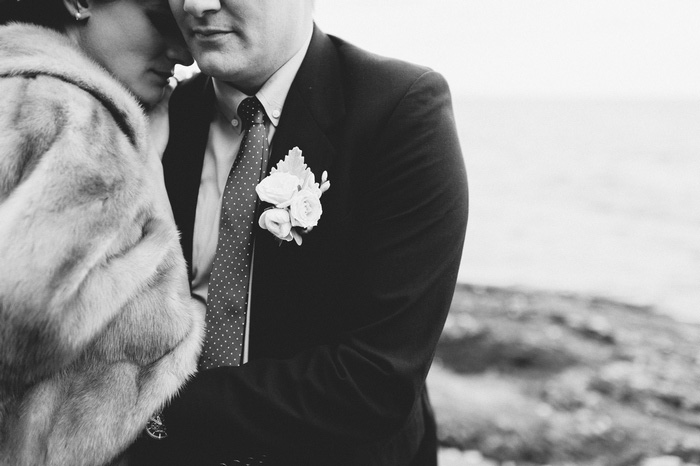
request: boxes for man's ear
[62,0,92,21]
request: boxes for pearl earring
[75,12,82,20]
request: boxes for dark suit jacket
[130,25,468,466]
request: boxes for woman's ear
[62,0,91,21]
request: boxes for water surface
[455,98,700,322]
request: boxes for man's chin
[190,51,232,78]
[194,59,256,91]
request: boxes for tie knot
[237,96,266,126]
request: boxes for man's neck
[212,26,314,129]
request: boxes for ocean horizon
[453,97,700,323]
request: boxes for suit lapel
[268,88,334,179]
[162,74,215,273]
[248,27,347,357]
[267,25,345,179]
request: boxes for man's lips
[191,27,231,38]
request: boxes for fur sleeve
[0,74,168,388]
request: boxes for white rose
[289,190,322,229]
[256,172,300,207]
[258,208,293,242]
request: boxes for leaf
[273,147,309,181]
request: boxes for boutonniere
[256,147,330,245]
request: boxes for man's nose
[182,0,221,18]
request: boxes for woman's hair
[0,0,74,29]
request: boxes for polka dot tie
[200,97,268,369]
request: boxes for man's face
[169,0,312,94]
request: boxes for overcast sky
[315,0,700,99]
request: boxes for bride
[0,0,204,464]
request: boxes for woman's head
[1,0,192,107]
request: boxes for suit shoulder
[170,72,210,104]
[322,34,452,131]
[328,34,445,95]
[168,72,215,122]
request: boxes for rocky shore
[429,284,700,466]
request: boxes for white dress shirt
[190,29,313,363]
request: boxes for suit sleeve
[153,70,468,462]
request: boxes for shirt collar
[212,26,313,133]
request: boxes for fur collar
[0,22,146,148]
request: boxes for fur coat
[0,23,205,466]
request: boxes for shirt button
[231,119,239,127]
[272,109,281,119]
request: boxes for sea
[453,98,700,323]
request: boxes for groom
[130,0,468,465]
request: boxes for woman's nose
[167,41,194,67]
[182,0,221,18]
